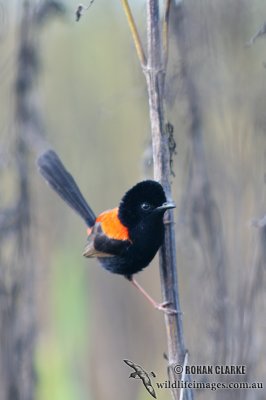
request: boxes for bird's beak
[155,202,176,212]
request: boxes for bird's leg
[127,276,177,315]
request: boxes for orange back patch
[96,207,129,241]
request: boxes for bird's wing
[83,225,114,258]
[124,359,146,374]
[144,383,157,399]
[124,359,139,372]
[142,375,152,386]
[84,222,130,258]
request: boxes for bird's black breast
[98,217,165,276]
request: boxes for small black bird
[37,150,176,313]
[124,359,157,399]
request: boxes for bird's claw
[155,301,177,315]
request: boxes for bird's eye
[141,202,151,211]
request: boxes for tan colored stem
[120,0,147,66]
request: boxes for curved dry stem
[121,0,147,66]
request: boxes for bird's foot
[155,301,178,315]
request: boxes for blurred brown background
[0,1,265,399]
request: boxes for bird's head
[118,180,175,228]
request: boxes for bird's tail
[37,150,96,227]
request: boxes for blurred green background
[0,1,265,399]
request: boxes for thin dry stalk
[121,1,193,399]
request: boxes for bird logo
[124,359,157,399]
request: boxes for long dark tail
[37,150,96,227]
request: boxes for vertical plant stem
[121,1,193,398]
[144,2,192,400]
